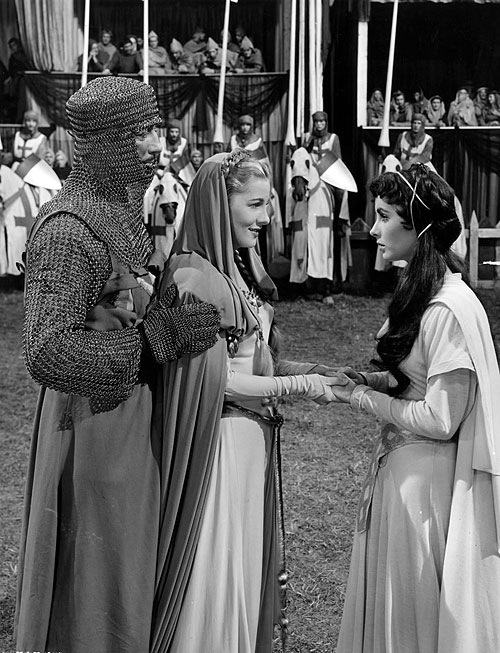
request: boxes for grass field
[1,282,499,653]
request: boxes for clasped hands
[310,366,366,406]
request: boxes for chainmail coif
[24,78,162,411]
[37,76,162,269]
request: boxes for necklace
[241,286,262,310]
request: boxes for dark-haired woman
[333,164,500,652]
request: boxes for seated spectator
[116,36,143,75]
[148,30,168,75]
[393,113,433,170]
[448,87,477,126]
[474,86,489,125]
[411,86,431,116]
[5,37,33,121]
[7,37,32,77]
[234,26,247,50]
[44,148,55,167]
[165,39,195,74]
[481,91,500,126]
[234,37,266,73]
[11,110,48,168]
[183,26,207,55]
[219,30,240,54]
[366,88,385,126]
[389,90,412,126]
[53,149,72,182]
[198,37,236,74]
[77,40,105,73]
[425,95,447,127]
[96,29,119,74]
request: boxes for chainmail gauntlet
[140,285,221,364]
[24,213,143,411]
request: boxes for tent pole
[81,0,90,87]
[213,0,231,151]
[378,0,399,147]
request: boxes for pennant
[317,151,358,193]
[15,154,62,191]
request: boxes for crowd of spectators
[75,25,267,76]
[367,85,500,127]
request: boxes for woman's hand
[336,366,367,385]
[330,373,357,404]
[85,302,138,330]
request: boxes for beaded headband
[395,170,432,238]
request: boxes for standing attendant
[11,110,48,168]
[333,164,500,653]
[393,113,434,170]
[15,76,220,653]
[150,148,343,653]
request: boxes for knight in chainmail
[15,76,220,653]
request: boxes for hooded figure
[15,76,219,653]
[393,112,434,170]
[166,37,195,74]
[448,87,478,126]
[148,29,168,75]
[149,149,339,652]
[235,36,266,73]
[425,95,447,127]
[367,89,385,126]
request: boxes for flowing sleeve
[350,305,477,439]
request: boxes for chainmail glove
[139,284,221,364]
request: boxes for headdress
[165,118,181,131]
[37,76,162,269]
[170,38,183,52]
[395,170,432,238]
[23,110,39,123]
[206,37,218,51]
[172,152,277,335]
[148,30,159,39]
[240,36,254,51]
[312,110,328,122]
[238,114,254,127]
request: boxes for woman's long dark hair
[370,164,467,395]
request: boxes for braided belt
[222,402,289,649]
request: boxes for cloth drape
[15,0,83,72]
[21,72,288,198]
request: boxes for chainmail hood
[37,76,162,269]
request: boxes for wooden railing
[467,211,500,288]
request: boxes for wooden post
[284,0,297,147]
[357,21,368,127]
[143,0,149,84]
[81,0,91,87]
[378,0,399,147]
[469,211,479,287]
[213,0,232,150]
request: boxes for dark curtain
[23,72,288,131]
[359,127,500,228]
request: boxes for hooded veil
[151,153,280,652]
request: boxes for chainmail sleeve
[24,212,143,408]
